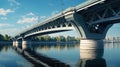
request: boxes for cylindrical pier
[13,41,19,47]
[22,40,27,50]
[80,40,103,49]
[13,41,16,47]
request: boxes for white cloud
[51,10,59,16]
[17,12,38,24]
[17,12,47,24]
[0,23,16,36]
[26,12,35,16]
[8,0,20,6]
[21,12,35,18]
[17,17,38,24]
[0,8,14,16]
[39,16,46,19]
[0,23,14,28]
[0,28,20,36]
[0,17,7,20]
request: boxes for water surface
[0,42,120,67]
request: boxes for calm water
[0,42,120,67]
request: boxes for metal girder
[81,0,120,24]
[75,0,120,34]
[22,20,74,38]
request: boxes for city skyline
[0,0,120,37]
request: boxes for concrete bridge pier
[13,41,19,47]
[80,40,104,49]
[13,41,15,47]
[22,38,28,50]
[22,38,32,50]
[13,39,29,50]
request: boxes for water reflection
[14,44,70,67]
[77,49,106,67]
[0,44,11,52]
[13,42,107,67]
[13,42,80,51]
[0,43,34,67]
[2,41,120,67]
[33,43,80,51]
[104,42,120,49]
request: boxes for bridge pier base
[13,41,16,47]
[13,41,19,47]
[80,40,103,49]
[22,40,27,50]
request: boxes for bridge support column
[22,40,27,50]
[13,41,19,47]
[13,41,16,47]
[80,40,103,49]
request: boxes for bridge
[13,0,120,49]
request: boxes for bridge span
[13,0,120,49]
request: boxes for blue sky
[0,0,120,37]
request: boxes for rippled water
[0,42,120,67]
[0,44,33,67]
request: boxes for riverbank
[0,41,79,45]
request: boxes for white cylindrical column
[80,40,103,49]
[15,41,19,47]
[13,41,16,47]
[22,40,27,50]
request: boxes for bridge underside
[66,13,113,40]
[24,27,73,38]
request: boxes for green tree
[59,36,65,42]
[0,34,4,41]
[56,36,61,42]
[44,35,51,41]
[3,34,11,41]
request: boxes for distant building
[105,37,120,43]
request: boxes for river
[0,42,120,67]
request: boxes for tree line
[31,35,80,42]
[0,34,80,42]
[0,34,12,41]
